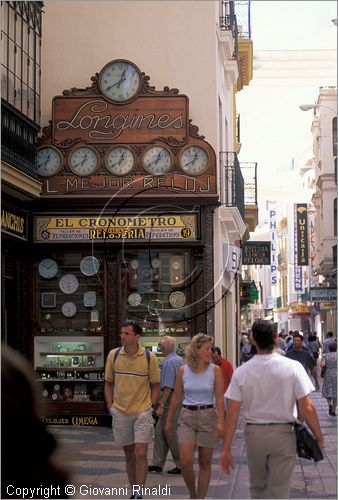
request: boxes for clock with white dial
[142,145,172,176]
[59,274,79,294]
[61,301,77,318]
[37,147,62,177]
[105,146,135,176]
[127,292,142,307]
[68,146,99,176]
[83,291,97,307]
[99,59,141,102]
[38,259,58,279]
[80,256,100,276]
[179,145,209,176]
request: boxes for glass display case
[34,336,104,403]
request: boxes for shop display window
[121,250,193,336]
[35,252,104,334]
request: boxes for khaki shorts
[177,407,218,448]
[111,407,154,447]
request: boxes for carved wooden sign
[52,96,189,145]
[38,59,218,198]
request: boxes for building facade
[2,0,255,423]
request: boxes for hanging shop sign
[310,287,337,303]
[295,203,309,266]
[1,205,28,241]
[34,214,197,243]
[242,241,271,265]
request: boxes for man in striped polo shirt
[104,320,160,499]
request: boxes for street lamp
[299,103,336,113]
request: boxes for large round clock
[105,146,135,176]
[38,258,58,279]
[99,59,141,102]
[142,145,172,176]
[37,147,62,177]
[179,145,209,176]
[68,146,99,176]
[59,274,79,294]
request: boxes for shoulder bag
[293,421,323,462]
[320,365,327,378]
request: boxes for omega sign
[52,96,188,144]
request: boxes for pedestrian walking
[320,342,337,416]
[2,346,69,499]
[148,335,183,474]
[211,346,233,393]
[322,331,335,354]
[307,332,321,365]
[104,320,160,499]
[220,319,323,499]
[166,333,224,499]
[285,332,320,390]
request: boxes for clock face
[61,301,77,318]
[142,146,172,176]
[80,256,100,276]
[169,291,186,308]
[105,146,135,176]
[179,145,209,176]
[68,146,99,176]
[59,274,79,294]
[151,258,161,269]
[83,291,97,308]
[38,259,58,279]
[148,299,163,316]
[37,147,62,177]
[130,260,139,270]
[127,292,142,307]
[99,59,141,102]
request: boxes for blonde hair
[185,333,213,369]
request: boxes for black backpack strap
[145,348,150,367]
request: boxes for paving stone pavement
[50,391,336,499]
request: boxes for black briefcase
[294,422,324,462]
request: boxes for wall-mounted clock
[127,292,142,307]
[142,145,172,176]
[38,258,58,279]
[148,299,163,316]
[37,147,62,177]
[68,146,99,176]
[169,291,186,308]
[99,59,141,102]
[41,292,57,308]
[179,145,209,176]
[59,274,79,294]
[130,260,139,270]
[105,146,135,176]
[61,301,77,318]
[83,291,97,308]
[80,256,100,276]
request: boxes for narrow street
[51,390,336,499]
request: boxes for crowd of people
[2,321,335,500]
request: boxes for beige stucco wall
[41,1,219,151]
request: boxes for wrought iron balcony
[219,1,238,59]
[234,0,251,38]
[240,162,257,205]
[219,152,245,219]
[1,101,39,179]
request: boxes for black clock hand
[148,152,162,167]
[106,69,127,91]
[118,152,125,165]
[72,155,87,168]
[184,153,199,167]
[38,154,51,169]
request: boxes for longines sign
[52,96,189,144]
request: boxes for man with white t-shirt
[220,320,323,499]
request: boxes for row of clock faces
[37,144,210,178]
[38,257,99,281]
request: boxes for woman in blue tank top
[166,333,224,498]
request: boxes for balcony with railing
[219,1,238,60]
[219,152,245,219]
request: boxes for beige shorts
[177,407,218,448]
[111,407,154,446]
